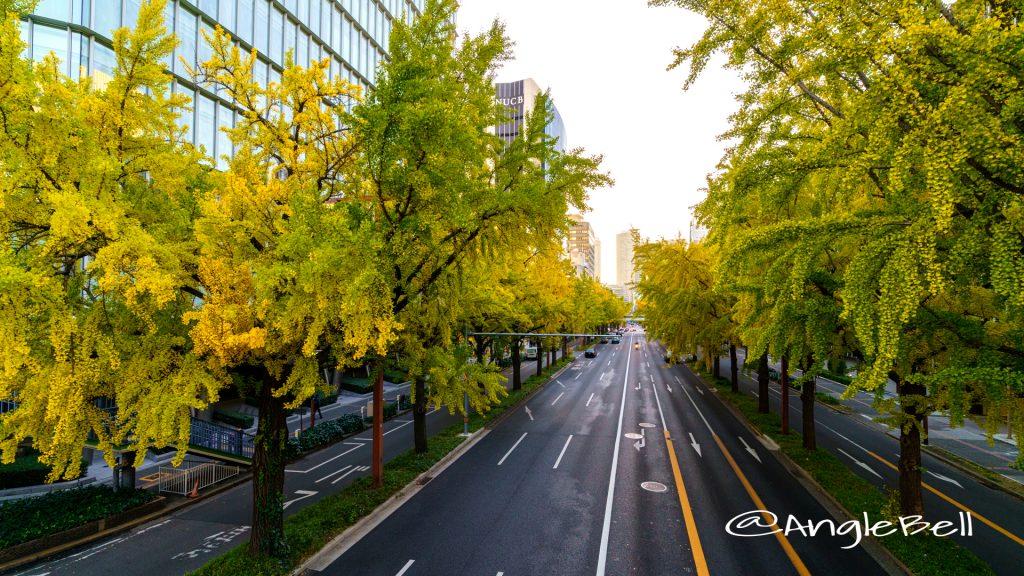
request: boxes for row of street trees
[0,0,617,557]
[639,0,1024,519]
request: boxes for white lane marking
[316,465,352,483]
[554,435,574,469]
[526,406,534,420]
[382,420,414,436]
[929,470,965,489]
[607,360,611,366]
[497,432,528,465]
[282,489,318,509]
[396,560,415,576]
[552,392,565,405]
[601,371,607,379]
[674,375,681,385]
[689,433,702,458]
[649,374,654,382]
[739,437,762,463]
[651,373,668,431]
[576,373,582,380]
[597,336,631,576]
[681,385,714,434]
[818,421,871,453]
[750,391,758,398]
[331,465,370,485]
[558,379,566,388]
[586,392,595,407]
[647,361,651,368]
[695,384,704,396]
[287,443,364,474]
[837,448,883,479]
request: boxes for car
[664,351,673,363]
[584,348,597,358]
[611,337,621,344]
[600,337,609,344]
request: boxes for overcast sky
[455,0,746,284]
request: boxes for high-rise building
[616,229,639,303]
[594,237,602,281]
[567,214,597,278]
[495,78,566,153]
[20,0,424,169]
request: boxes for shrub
[285,413,364,460]
[339,378,373,394]
[212,408,254,429]
[0,454,88,490]
[0,485,155,549]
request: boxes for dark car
[600,337,609,344]
[664,351,673,363]
[585,348,597,358]
[611,337,621,344]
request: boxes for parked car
[585,348,597,358]
[611,337,621,344]
[600,337,609,344]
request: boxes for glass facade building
[21,0,424,168]
[495,78,566,154]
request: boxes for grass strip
[190,357,573,576]
[705,368,994,576]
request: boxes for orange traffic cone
[187,479,199,498]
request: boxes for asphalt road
[718,353,1024,575]
[315,333,885,575]
[7,355,561,576]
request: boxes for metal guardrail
[158,460,240,495]
[189,419,255,460]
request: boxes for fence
[189,418,255,460]
[158,460,240,495]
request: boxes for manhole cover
[638,423,656,428]
[624,433,643,439]
[641,481,668,493]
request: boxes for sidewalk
[733,349,1024,487]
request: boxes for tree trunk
[512,339,522,391]
[475,336,486,364]
[780,355,790,434]
[250,377,288,557]
[801,373,816,450]
[729,343,739,393]
[757,352,769,414]
[372,362,384,488]
[413,377,428,453]
[536,341,543,375]
[713,355,720,380]
[894,371,925,517]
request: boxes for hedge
[339,377,373,394]
[0,486,155,549]
[286,414,365,459]
[0,453,88,490]
[212,407,255,429]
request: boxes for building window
[270,7,282,63]
[220,0,236,33]
[196,94,216,163]
[217,103,233,170]
[32,24,68,74]
[175,4,195,76]
[35,0,69,21]
[255,0,269,54]
[92,40,115,80]
[71,0,90,27]
[237,0,253,44]
[94,0,121,38]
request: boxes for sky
[455,0,747,284]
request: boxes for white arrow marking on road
[739,437,762,463]
[838,448,883,479]
[586,392,595,407]
[666,384,672,393]
[525,406,534,420]
[282,490,317,509]
[689,433,702,458]
[633,437,646,452]
[636,382,642,390]
[928,470,964,489]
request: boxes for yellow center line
[862,449,1024,547]
[664,430,710,576]
[711,433,812,576]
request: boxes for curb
[292,356,574,575]
[0,471,253,573]
[685,366,913,576]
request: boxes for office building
[567,213,597,279]
[615,229,639,303]
[21,0,424,169]
[494,77,566,153]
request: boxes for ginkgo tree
[0,0,213,483]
